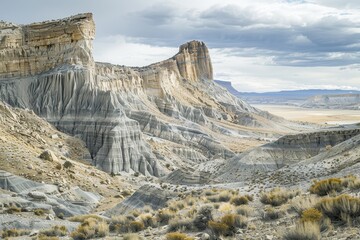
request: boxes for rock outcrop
[215,126,360,182]
[0,13,307,176]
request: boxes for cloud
[1,0,359,92]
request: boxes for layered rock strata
[0,13,305,176]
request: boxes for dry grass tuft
[40,225,67,237]
[1,229,30,238]
[236,205,254,217]
[68,214,104,223]
[157,209,175,225]
[316,194,360,225]
[166,232,194,240]
[168,218,193,232]
[260,188,300,206]
[283,221,321,240]
[309,178,343,196]
[230,196,249,206]
[70,217,109,239]
[301,208,322,223]
[123,233,143,240]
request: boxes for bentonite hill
[0,13,360,240]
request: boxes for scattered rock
[63,161,74,169]
[28,191,47,201]
[39,150,58,162]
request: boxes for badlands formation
[0,13,360,240]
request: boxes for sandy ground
[253,104,360,125]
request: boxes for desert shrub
[109,216,128,233]
[193,205,213,230]
[123,233,142,240]
[34,208,48,216]
[1,229,30,238]
[309,178,343,196]
[142,205,153,213]
[157,209,175,225]
[218,203,233,213]
[204,189,217,196]
[316,194,360,225]
[6,206,21,214]
[186,207,197,218]
[40,225,67,236]
[208,221,228,237]
[260,188,300,206]
[166,232,194,240]
[283,221,320,240]
[244,194,254,201]
[262,207,285,221]
[236,205,254,217]
[221,214,247,229]
[168,218,193,232]
[129,221,144,232]
[348,179,360,190]
[68,214,104,223]
[301,208,322,223]
[208,191,232,202]
[70,217,109,239]
[230,196,249,206]
[57,212,65,219]
[130,210,141,217]
[291,195,319,214]
[38,236,59,240]
[139,213,157,228]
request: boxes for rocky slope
[212,125,360,183]
[0,13,307,177]
[302,93,360,109]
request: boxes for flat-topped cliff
[302,93,360,109]
[0,13,308,176]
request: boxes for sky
[1,0,359,92]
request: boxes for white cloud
[93,35,177,67]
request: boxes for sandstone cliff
[0,13,306,176]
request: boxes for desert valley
[0,7,360,240]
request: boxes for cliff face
[0,13,304,176]
[0,13,95,78]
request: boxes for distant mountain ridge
[302,94,360,109]
[215,80,360,105]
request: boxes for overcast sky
[1,0,359,92]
